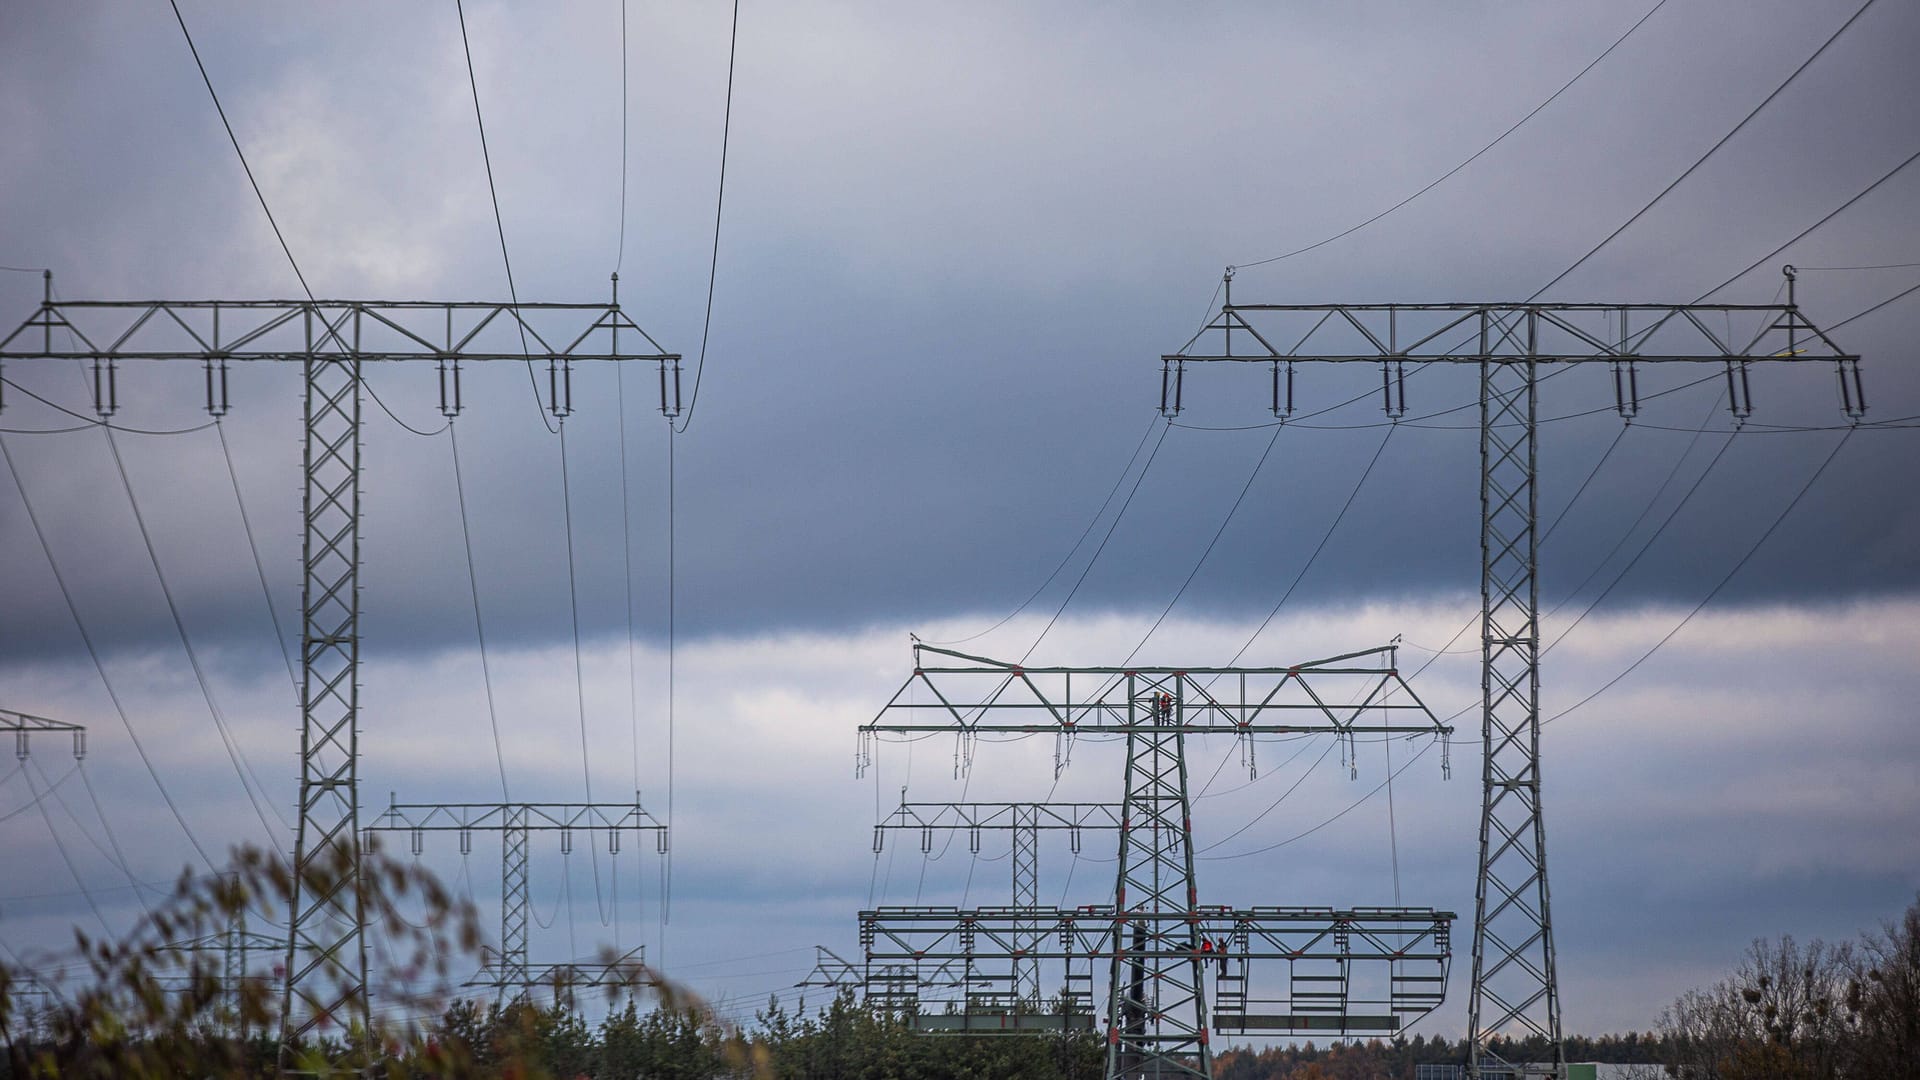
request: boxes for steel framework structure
[157,928,284,1038]
[365,797,665,1001]
[860,905,1454,1036]
[875,800,1122,1004]
[863,643,1453,1079]
[0,276,679,1065]
[473,946,653,1009]
[1,707,86,761]
[1158,273,1862,1079]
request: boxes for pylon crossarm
[866,647,1450,737]
[0,298,679,364]
[0,707,86,759]
[366,800,665,833]
[465,946,650,990]
[1161,301,1856,366]
[876,801,1122,833]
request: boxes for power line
[30,756,158,923]
[610,6,645,943]
[0,433,217,870]
[447,424,511,802]
[215,418,300,698]
[1534,0,1881,298]
[22,762,114,938]
[1824,277,1920,333]
[1205,411,1867,862]
[1543,424,1743,653]
[1699,148,1920,299]
[557,420,610,923]
[454,0,556,434]
[1123,421,1284,666]
[166,0,313,301]
[1542,395,1729,624]
[0,760,75,827]
[1222,423,1397,668]
[664,424,676,946]
[614,0,631,275]
[922,411,1162,646]
[98,421,288,845]
[0,377,218,435]
[1798,261,1920,271]
[675,0,741,433]
[1019,418,1173,662]
[1235,0,1672,271]
[1544,426,1857,726]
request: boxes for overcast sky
[1,0,1916,1043]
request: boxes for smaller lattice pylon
[874,799,1121,1006]
[364,794,665,1003]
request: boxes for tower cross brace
[1158,272,1862,1079]
[0,274,680,1067]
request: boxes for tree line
[1,843,1912,1078]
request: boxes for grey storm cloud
[2,0,1918,658]
[1,0,1917,1040]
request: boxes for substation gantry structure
[1,706,87,762]
[873,799,1121,1008]
[1158,268,1864,1079]
[856,643,1458,1079]
[0,272,680,1066]
[364,796,665,1005]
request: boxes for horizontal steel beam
[1,707,85,759]
[861,905,1454,962]
[1165,300,1853,366]
[0,298,676,363]
[864,643,1451,738]
[366,799,665,833]
[877,802,1122,832]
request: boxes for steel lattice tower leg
[1105,677,1211,1080]
[226,893,246,1039]
[281,354,369,1067]
[501,806,532,1000]
[1468,357,1564,1079]
[1012,805,1040,1006]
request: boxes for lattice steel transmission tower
[860,643,1457,1078]
[0,272,679,1065]
[365,796,665,1002]
[1159,268,1863,1079]
[157,926,283,1039]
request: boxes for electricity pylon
[364,796,666,1002]
[0,272,679,1066]
[158,926,283,1038]
[861,643,1456,1078]
[1,706,86,761]
[875,800,1121,1005]
[1159,269,1863,1079]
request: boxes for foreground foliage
[2,849,1911,1079]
